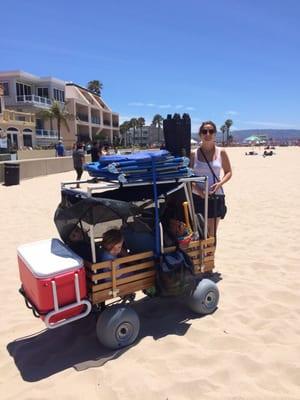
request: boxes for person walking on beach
[91,141,100,162]
[55,140,65,157]
[72,142,85,188]
[190,121,232,238]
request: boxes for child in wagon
[99,228,126,262]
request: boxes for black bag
[156,249,196,297]
[209,194,227,219]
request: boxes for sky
[1,0,300,132]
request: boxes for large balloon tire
[186,279,219,314]
[96,305,140,350]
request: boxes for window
[53,88,65,102]
[16,82,32,97]
[37,87,49,98]
[0,81,9,96]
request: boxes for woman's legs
[75,168,83,187]
[207,217,220,238]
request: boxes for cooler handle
[44,273,91,329]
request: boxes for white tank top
[193,146,224,195]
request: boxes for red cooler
[18,238,91,328]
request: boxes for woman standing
[190,121,232,238]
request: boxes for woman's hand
[209,182,222,194]
[193,184,206,198]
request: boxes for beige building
[0,95,35,149]
[0,71,119,149]
[64,83,119,146]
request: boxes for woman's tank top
[193,146,224,195]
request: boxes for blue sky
[1,0,300,132]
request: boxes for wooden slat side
[91,276,155,304]
[90,269,156,292]
[116,260,155,276]
[115,270,155,286]
[88,260,155,282]
[86,260,112,272]
[116,251,154,264]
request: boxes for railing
[2,110,35,123]
[112,122,119,127]
[17,95,52,106]
[36,129,58,138]
[76,113,89,122]
[91,117,101,124]
[103,120,111,126]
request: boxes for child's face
[69,228,84,242]
[169,219,186,237]
[109,240,124,257]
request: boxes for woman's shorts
[192,194,227,219]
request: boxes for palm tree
[87,80,103,96]
[220,124,226,146]
[225,119,233,146]
[120,121,131,146]
[137,117,145,145]
[129,118,138,146]
[38,101,73,142]
[152,114,163,144]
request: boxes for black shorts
[192,194,227,219]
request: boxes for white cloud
[146,103,155,107]
[243,120,297,129]
[158,104,172,109]
[186,106,195,111]
[225,110,238,116]
[175,104,184,109]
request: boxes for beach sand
[1,147,300,400]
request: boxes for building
[0,87,36,149]
[0,70,119,149]
[125,125,164,147]
[65,83,119,146]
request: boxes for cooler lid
[17,238,83,278]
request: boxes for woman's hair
[198,120,217,135]
[102,228,123,251]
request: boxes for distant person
[190,120,232,239]
[72,142,85,188]
[102,145,110,155]
[113,146,120,155]
[91,141,100,162]
[55,140,65,157]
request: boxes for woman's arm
[209,149,232,193]
[220,149,232,185]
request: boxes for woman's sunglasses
[201,129,215,135]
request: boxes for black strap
[198,148,219,246]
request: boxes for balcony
[76,113,89,122]
[16,95,52,107]
[112,121,119,128]
[91,116,101,125]
[2,110,35,124]
[36,129,58,139]
[103,119,111,126]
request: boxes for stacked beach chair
[84,150,192,183]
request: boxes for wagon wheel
[185,279,219,315]
[96,304,140,350]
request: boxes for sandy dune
[1,147,300,400]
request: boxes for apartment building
[0,106,36,149]
[64,83,119,146]
[0,70,119,149]
[126,125,164,147]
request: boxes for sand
[1,147,300,400]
